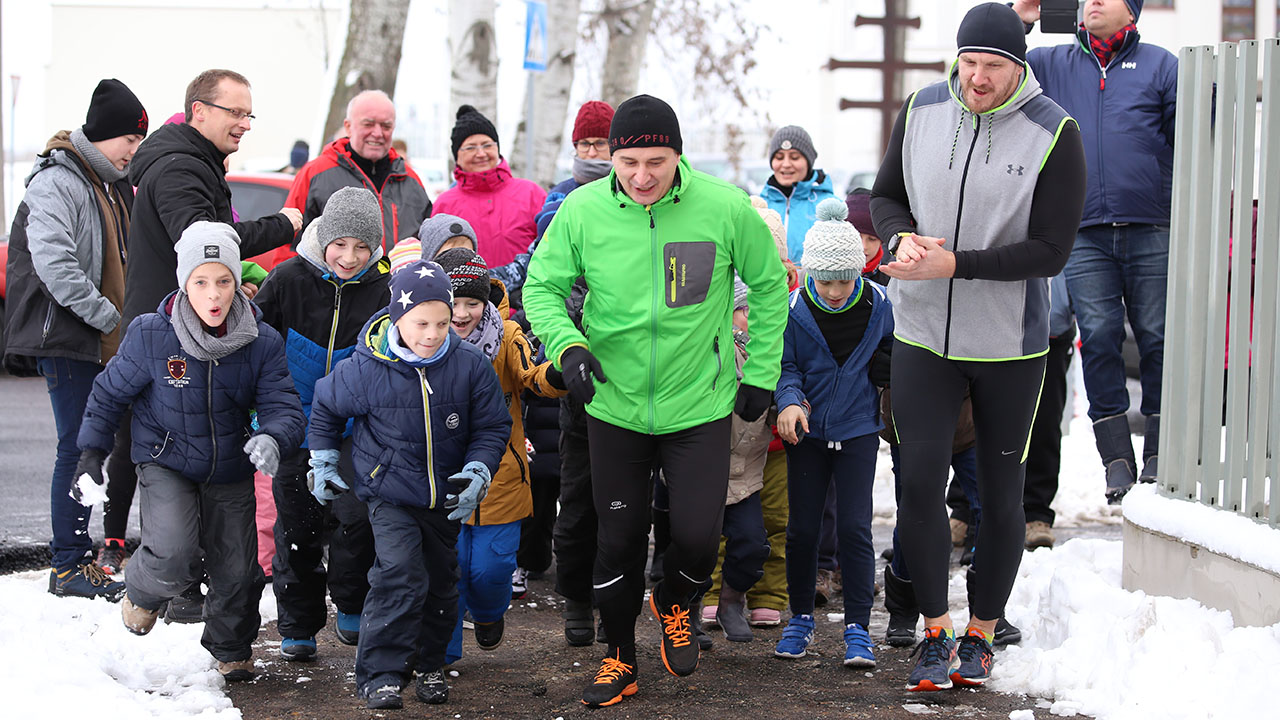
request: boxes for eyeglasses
[198,100,256,122]
[459,141,497,155]
[574,139,610,152]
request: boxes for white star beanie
[389,259,454,322]
[803,197,865,281]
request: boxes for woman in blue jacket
[770,199,893,668]
[760,125,836,266]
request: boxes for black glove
[71,448,107,503]
[734,384,773,422]
[545,365,567,392]
[560,347,607,405]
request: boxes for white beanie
[802,197,864,281]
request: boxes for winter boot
[690,602,713,650]
[562,599,595,647]
[163,583,205,624]
[883,565,919,647]
[716,586,753,643]
[1138,414,1159,484]
[1094,414,1138,503]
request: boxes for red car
[227,170,298,271]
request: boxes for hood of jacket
[129,122,226,186]
[453,157,515,193]
[357,309,461,369]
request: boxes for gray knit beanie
[803,198,865,281]
[418,213,478,260]
[318,187,383,251]
[769,126,817,171]
[176,221,242,288]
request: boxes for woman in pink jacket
[432,105,546,269]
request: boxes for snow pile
[1123,483,1280,575]
[992,538,1280,719]
[0,571,278,719]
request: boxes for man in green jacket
[524,94,788,708]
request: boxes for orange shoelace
[593,656,634,684]
[659,605,692,647]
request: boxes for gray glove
[308,448,348,505]
[445,461,492,522]
[244,434,280,477]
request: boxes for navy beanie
[390,260,454,323]
[956,2,1027,66]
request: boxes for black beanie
[436,248,491,303]
[609,94,682,155]
[450,105,499,159]
[83,79,149,142]
[956,2,1027,66]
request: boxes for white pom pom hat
[802,197,865,281]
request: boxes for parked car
[227,170,297,271]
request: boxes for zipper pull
[1100,66,1107,91]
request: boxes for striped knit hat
[436,248,491,302]
[802,198,864,281]
[388,237,423,275]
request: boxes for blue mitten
[445,461,492,522]
[308,448,348,505]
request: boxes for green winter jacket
[524,156,789,435]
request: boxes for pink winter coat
[432,159,546,267]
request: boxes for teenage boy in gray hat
[4,78,148,601]
[870,2,1085,692]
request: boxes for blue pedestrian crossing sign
[524,0,548,72]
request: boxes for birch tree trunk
[511,0,582,185]
[600,0,658,109]
[322,0,412,143]
[449,0,499,126]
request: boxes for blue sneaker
[906,627,959,691]
[335,611,361,646]
[951,628,995,686]
[773,614,815,658]
[280,636,317,661]
[842,623,876,668]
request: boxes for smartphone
[1040,0,1080,34]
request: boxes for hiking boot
[951,628,995,686]
[649,584,699,677]
[163,584,204,624]
[364,682,403,709]
[280,636,317,661]
[1095,414,1138,504]
[581,647,638,708]
[218,659,256,682]
[334,610,360,645]
[121,595,160,635]
[773,614,815,658]
[993,617,1022,647]
[842,623,876,668]
[883,565,919,648]
[716,587,753,643]
[949,517,969,547]
[97,539,129,576]
[749,607,782,627]
[562,599,594,647]
[701,603,719,628]
[1025,521,1055,550]
[511,567,529,599]
[690,603,713,650]
[415,669,449,704]
[814,569,836,607]
[474,617,504,651]
[1138,414,1160,483]
[906,627,959,691]
[49,562,125,602]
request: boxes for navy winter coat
[78,293,306,483]
[308,310,511,510]
[1027,30,1177,227]
[775,280,893,443]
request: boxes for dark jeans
[891,445,978,580]
[721,491,769,594]
[784,433,879,626]
[39,356,102,571]
[553,397,596,604]
[1064,223,1167,420]
[817,484,839,572]
[1025,332,1075,526]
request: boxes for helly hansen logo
[1007,164,1024,176]
[204,245,220,258]
[1122,62,1137,70]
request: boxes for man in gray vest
[870,2,1085,692]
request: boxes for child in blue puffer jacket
[307,258,511,710]
[76,221,306,681]
[772,198,893,668]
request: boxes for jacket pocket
[663,241,717,308]
[365,446,395,497]
[150,432,172,460]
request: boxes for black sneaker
[563,599,595,647]
[364,682,403,710]
[951,629,995,686]
[474,617,504,651]
[581,648,638,708]
[49,562,125,602]
[163,584,205,624]
[415,669,449,704]
[993,617,1022,647]
[649,584,699,677]
[97,539,128,576]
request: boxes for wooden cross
[827,0,946,155]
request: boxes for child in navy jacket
[76,222,306,680]
[772,198,893,668]
[308,258,511,709]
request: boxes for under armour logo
[1006,164,1024,176]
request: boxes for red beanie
[572,101,615,143]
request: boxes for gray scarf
[172,291,259,361]
[572,157,613,186]
[70,128,128,183]
[462,302,504,361]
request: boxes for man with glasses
[286,90,432,253]
[122,68,302,332]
